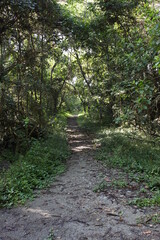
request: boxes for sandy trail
[0,117,159,240]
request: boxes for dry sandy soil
[0,117,159,240]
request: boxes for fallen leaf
[143,230,152,235]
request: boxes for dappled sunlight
[69,133,86,139]
[101,126,147,140]
[69,140,89,144]
[66,128,79,133]
[1,0,160,238]
[71,144,93,152]
[67,117,94,153]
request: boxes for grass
[94,179,128,193]
[97,131,160,206]
[77,114,102,133]
[0,113,70,208]
[78,114,160,207]
[137,213,160,225]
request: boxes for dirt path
[0,117,159,240]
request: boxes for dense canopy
[0,0,160,151]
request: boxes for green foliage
[44,229,55,240]
[96,128,160,206]
[0,0,76,151]
[1,0,160,210]
[63,95,83,114]
[49,113,69,132]
[0,149,17,164]
[0,134,70,208]
[130,191,160,207]
[93,180,108,193]
[94,178,128,192]
[77,114,101,133]
[97,132,160,174]
[1,0,160,147]
[137,212,160,225]
[112,179,128,188]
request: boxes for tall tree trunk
[17,31,22,113]
[40,33,44,127]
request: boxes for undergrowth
[77,114,101,133]
[78,114,160,207]
[0,114,70,208]
[97,131,160,207]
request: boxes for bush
[0,134,70,208]
[96,130,160,206]
[97,132,160,177]
[77,114,101,133]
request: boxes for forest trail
[0,117,159,240]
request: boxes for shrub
[0,134,70,208]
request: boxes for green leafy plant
[0,134,70,208]
[96,129,160,206]
[44,229,55,240]
[93,180,109,193]
[137,212,160,225]
[129,191,160,207]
